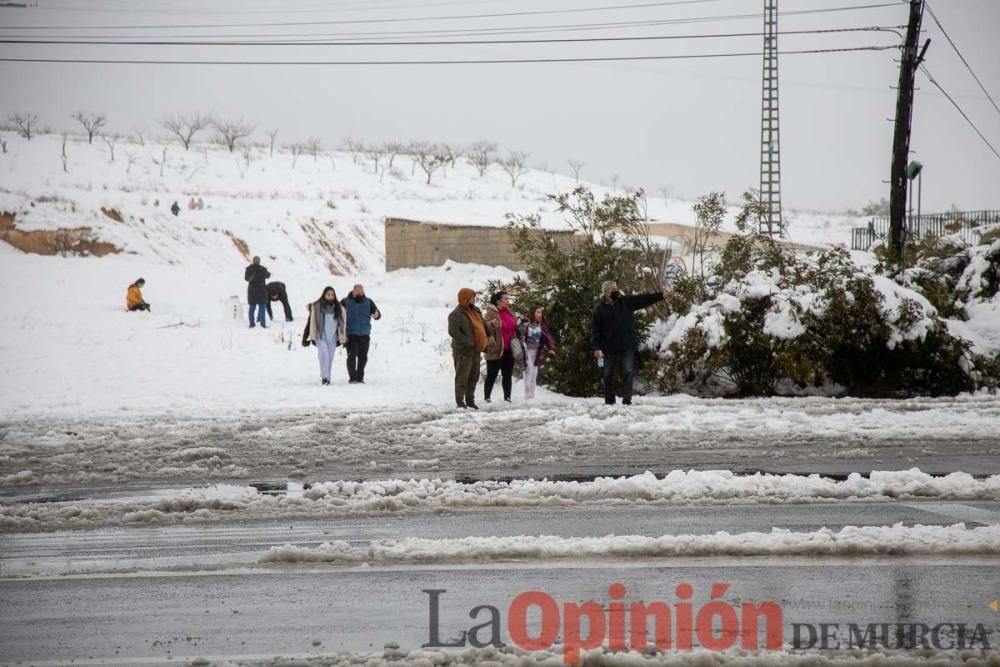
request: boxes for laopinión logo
[422,582,783,663]
[421,583,994,664]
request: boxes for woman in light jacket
[302,286,347,385]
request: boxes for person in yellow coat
[126,278,150,312]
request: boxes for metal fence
[850,210,999,250]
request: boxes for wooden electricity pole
[888,0,929,263]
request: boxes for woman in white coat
[302,286,347,385]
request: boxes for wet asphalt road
[1,559,998,665]
[2,501,999,665]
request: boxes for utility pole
[759,0,782,237]
[888,0,929,263]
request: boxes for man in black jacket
[265,281,293,322]
[244,256,270,328]
[591,280,669,405]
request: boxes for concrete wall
[384,217,575,271]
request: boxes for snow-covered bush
[649,195,988,397]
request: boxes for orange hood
[457,288,476,309]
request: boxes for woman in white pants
[302,286,347,385]
[518,306,557,399]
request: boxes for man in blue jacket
[341,284,382,384]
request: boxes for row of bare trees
[331,138,534,186]
[2,111,587,187]
[4,110,259,153]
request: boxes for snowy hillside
[0,131,864,273]
[0,130,871,418]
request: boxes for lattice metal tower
[759,0,783,236]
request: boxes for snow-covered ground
[0,131,876,421]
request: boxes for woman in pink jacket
[483,291,519,403]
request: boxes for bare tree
[0,134,7,154]
[71,111,107,144]
[8,112,38,140]
[213,117,255,153]
[410,141,448,185]
[441,143,464,168]
[265,129,278,157]
[125,151,138,174]
[468,140,497,177]
[60,134,69,172]
[568,159,584,183]
[611,174,620,193]
[151,146,169,177]
[133,127,146,146]
[499,150,529,188]
[365,144,386,173]
[384,141,404,168]
[104,134,118,163]
[289,144,302,169]
[341,136,364,164]
[305,136,322,161]
[236,145,253,179]
[160,113,211,150]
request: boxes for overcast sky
[1,0,998,213]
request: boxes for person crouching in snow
[302,286,346,385]
[518,306,556,399]
[266,281,294,322]
[126,278,150,312]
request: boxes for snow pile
[5,469,999,532]
[260,540,354,563]
[259,523,1000,564]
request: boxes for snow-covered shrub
[650,196,984,397]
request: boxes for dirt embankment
[0,211,124,257]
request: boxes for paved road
[2,502,999,665]
[2,560,998,665]
[2,398,1000,494]
[3,501,1000,577]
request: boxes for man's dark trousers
[603,348,636,405]
[346,335,371,382]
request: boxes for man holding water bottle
[590,280,670,405]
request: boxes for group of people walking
[448,289,557,409]
[300,284,381,385]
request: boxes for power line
[0,26,898,47]
[0,44,898,66]
[0,2,902,31]
[924,2,1000,119]
[920,64,1000,163]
